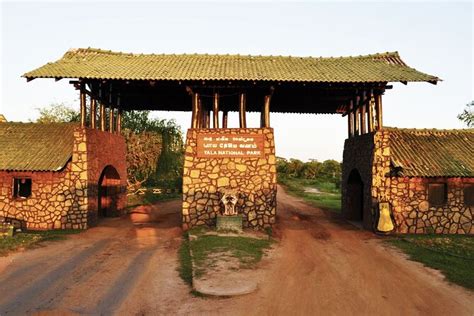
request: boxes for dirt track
[0,187,473,315]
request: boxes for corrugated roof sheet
[388,128,474,177]
[0,123,76,172]
[23,48,440,83]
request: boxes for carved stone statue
[220,189,239,216]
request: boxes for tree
[34,105,184,190]
[35,103,80,123]
[458,101,474,127]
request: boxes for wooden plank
[222,110,228,128]
[360,103,367,134]
[191,92,199,128]
[100,104,106,131]
[375,93,383,130]
[117,109,122,134]
[213,92,219,128]
[263,95,271,127]
[90,99,97,129]
[109,107,114,133]
[80,86,86,127]
[354,96,360,136]
[348,100,354,138]
[367,92,374,132]
[239,93,247,128]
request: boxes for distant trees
[458,101,474,127]
[277,157,342,186]
[35,104,183,190]
[35,103,80,123]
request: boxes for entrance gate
[24,48,439,230]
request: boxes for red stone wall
[75,127,128,226]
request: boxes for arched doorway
[347,169,364,221]
[98,165,121,217]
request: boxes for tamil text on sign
[197,134,265,158]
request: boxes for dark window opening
[464,185,474,206]
[428,183,446,206]
[13,178,32,198]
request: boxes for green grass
[387,235,474,290]
[0,229,81,257]
[278,175,341,212]
[127,190,180,210]
[177,230,272,284]
[178,233,193,286]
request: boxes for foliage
[122,129,163,190]
[277,157,342,185]
[34,104,184,191]
[0,230,81,256]
[127,190,181,210]
[387,235,474,290]
[35,102,80,123]
[457,100,474,127]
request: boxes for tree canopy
[458,101,474,127]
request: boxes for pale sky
[1,1,473,161]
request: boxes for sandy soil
[0,187,473,315]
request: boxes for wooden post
[109,107,114,133]
[191,92,199,128]
[239,93,247,128]
[206,109,211,128]
[368,91,374,132]
[197,96,203,128]
[90,98,97,129]
[213,92,219,128]
[117,109,122,134]
[375,93,383,130]
[348,100,354,138]
[263,95,271,128]
[360,103,367,135]
[222,110,228,128]
[100,104,106,131]
[354,96,360,136]
[80,85,86,127]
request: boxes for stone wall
[81,128,128,226]
[342,130,473,234]
[182,128,277,230]
[0,126,127,230]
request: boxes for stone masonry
[182,128,277,230]
[342,130,473,234]
[0,126,127,230]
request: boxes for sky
[1,1,472,162]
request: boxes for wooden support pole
[239,93,247,128]
[375,93,383,130]
[90,98,97,129]
[263,95,271,128]
[100,104,106,131]
[368,92,374,132]
[222,110,228,128]
[206,109,211,128]
[354,96,360,136]
[360,103,367,134]
[117,109,122,134]
[197,96,203,128]
[109,107,114,133]
[213,92,219,128]
[191,92,199,128]
[80,86,87,127]
[348,100,354,138]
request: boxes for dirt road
[0,187,472,315]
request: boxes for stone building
[23,47,441,231]
[0,121,127,230]
[342,128,473,234]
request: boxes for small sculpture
[220,189,239,216]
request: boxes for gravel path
[0,187,472,315]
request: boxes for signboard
[197,134,265,158]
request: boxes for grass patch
[0,229,81,257]
[387,235,474,290]
[191,235,272,276]
[278,176,341,212]
[127,190,180,210]
[177,229,273,285]
[178,234,193,286]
